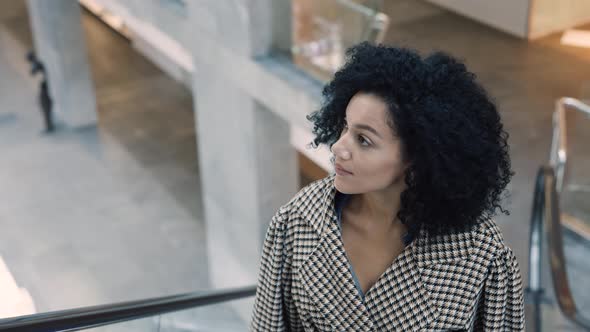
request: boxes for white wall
[426,0,531,38]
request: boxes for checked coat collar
[297,174,497,331]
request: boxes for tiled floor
[0,0,589,330]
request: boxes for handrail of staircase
[0,285,256,332]
[527,166,590,330]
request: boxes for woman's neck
[347,184,404,229]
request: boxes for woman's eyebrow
[352,123,382,138]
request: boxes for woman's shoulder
[469,218,518,262]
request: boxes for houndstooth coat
[250,174,525,331]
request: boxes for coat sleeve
[250,208,292,331]
[475,246,525,331]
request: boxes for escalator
[526,98,590,332]
[1,0,589,328]
[1,103,588,332]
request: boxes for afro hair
[307,42,513,236]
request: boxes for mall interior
[0,0,589,331]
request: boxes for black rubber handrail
[527,166,590,331]
[0,285,256,332]
[526,166,546,332]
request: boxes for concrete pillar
[187,0,297,305]
[26,0,97,128]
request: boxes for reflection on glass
[76,316,159,332]
[560,105,590,316]
[292,0,389,82]
[74,298,250,331]
[157,299,250,332]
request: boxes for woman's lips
[335,164,353,176]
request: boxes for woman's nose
[331,138,351,160]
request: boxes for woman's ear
[402,159,411,173]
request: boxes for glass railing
[554,98,590,329]
[291,0,389,81]
[527,98,590,331]
[76,297,252,331]
[552,98,590,245]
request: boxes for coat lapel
[298,175,478,331]
[299,186,375,331]
[362,239,441,331]
[361,225,478,330]
[412,225,485,330]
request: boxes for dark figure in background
[26,51,54,132]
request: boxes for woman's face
[331,92,409,194]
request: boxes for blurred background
[0,0,589,330]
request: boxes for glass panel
[292,0,389,81]
[560,103,590,228]
[75,296,252,331]
[535,302,588,331]
[77,315,160,332]
[560,105,590,317]
[157,297,252,331]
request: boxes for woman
[251,42,524,331]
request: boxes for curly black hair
[307,42,513,236]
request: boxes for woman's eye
[358,135,370,147]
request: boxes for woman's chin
[334,176,353,194]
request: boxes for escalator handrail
[0,285,256,332]
[550,97,590,193]
[528,166,590,329]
